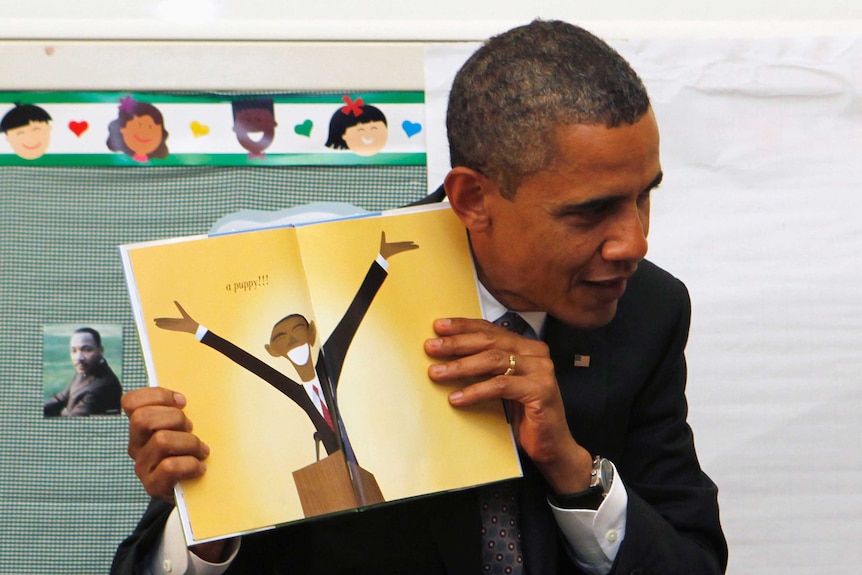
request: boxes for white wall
[2,0,862,40]
[2,1,861,91]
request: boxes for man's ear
[444,167,498,233]
[264,343,277,357]
[306,321,317,346]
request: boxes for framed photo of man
[42,323,124,418]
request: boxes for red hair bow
[340,95,365,117]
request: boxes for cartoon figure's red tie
[313,384,334,429]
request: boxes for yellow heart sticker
[190,121,210,138]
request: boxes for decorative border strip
[0,92,426,166]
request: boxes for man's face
[469,109,662,330]
[233,108,277,155]
[266,317,316,366]
[5,120,52,160]
[69,332,103,375]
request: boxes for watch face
[598,458,614,493]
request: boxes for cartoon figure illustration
[1,103,53,160]
[44,327,123,417]
[154,232,418,511]
[325,95,389,156]
[106,96,169,162]
[231,98,278,159]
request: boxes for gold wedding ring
[504,354,516,376]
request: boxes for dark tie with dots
[479,312,533,574]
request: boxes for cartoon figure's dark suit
[197,259,388,464]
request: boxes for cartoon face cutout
[265,316,317,369]
[342,120,388,156]
[233,107,277,155]
[5,121,52,160]
[120,115,163,159]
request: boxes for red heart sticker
[68,121,89,137]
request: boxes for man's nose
[601,206,649,262]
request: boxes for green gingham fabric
[0,165,427,574]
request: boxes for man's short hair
[446,19,651,197]
[73,327,102,348]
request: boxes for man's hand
[425,317,594,495]
[154,301,199,334]
[123,387,232,563]
[379,230,419,260]
[122,387,209,502]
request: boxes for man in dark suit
[151,231,418,465]
[44,327,122,417]
[113,19,727,574]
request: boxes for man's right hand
[122,387,210,503]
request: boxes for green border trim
[0,91,424,106]
[0,153,427,167]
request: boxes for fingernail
[429,363,447,376]
[426,338,442,349]
[449,390,463,403]
[202,443,210,457]
[436,318,452,327]
[173,392,186,407]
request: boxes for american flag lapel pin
[573,354,590,368]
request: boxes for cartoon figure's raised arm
[379,231,419,261]
[154,301,200,334]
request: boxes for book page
[125,226,327,542]
[296,206,521,504]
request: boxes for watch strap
[547,455,611,510]
[548,486,605,510]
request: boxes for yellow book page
[128,226,322,541]
[296,207,521,503]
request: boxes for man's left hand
[425,317,593,494]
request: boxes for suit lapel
[544,318,611,454]
[513,319,612,575]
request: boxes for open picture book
[120,203,522,544]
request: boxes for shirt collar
[476,280,547,339]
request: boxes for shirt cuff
[194,325,209,341]
[548,462,628,575]
[376,253,389,269]
[151,507,240,575]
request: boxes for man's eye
[573,203,612,219]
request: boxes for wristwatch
[549,455,614,510]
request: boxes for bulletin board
[0,90,428,574]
